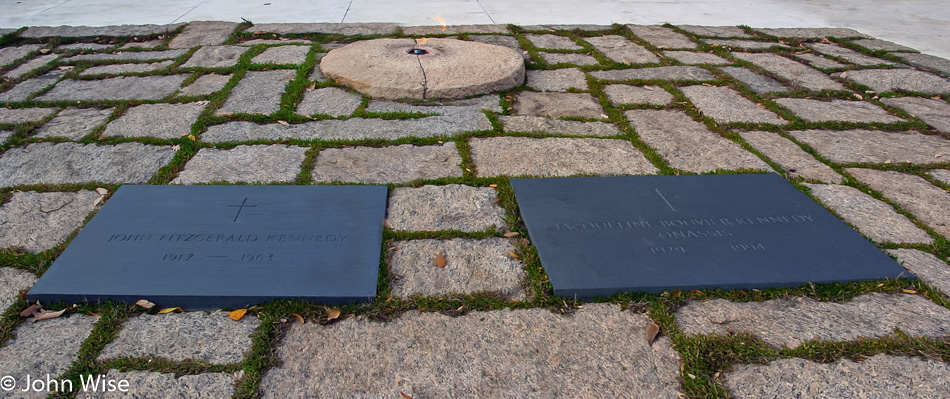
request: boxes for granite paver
[387,185,506,232]
[498,115,621,136]
[805,42,899,66]
[881,96,950,132]
[0,70,66,102]
[627,25,696,49]
[718,66,788,94]
[0,268,36,312]
[0,315,98,396]
[177,73,231,97]
[79,61,174,76]
[311,143,462,184]
[584,35,659,64]
[851,38,917,52]
[513,91,604,118]
[604,84,673,105]
[794,53,847,69]
[99,312,259,363]
[181,45,249,68]
[739,131,842,183]
[0,107,57,124]
[296,87,362,117]
[21,24,183,38]
[839,69,950,94]
[240,39,312,46]
[847,168,950,238]
[0,142,175,186]
[0,190,100,253]
[680,85,786,124]
[56,43,114,51]
[389,238,524,298]
[247,22,398,36]
[526,68,587,92]
[590,66,715,81]
[252,45,310,65]
[625,109,769,172]
[77,370,238,399]
[790,129,950,164]
[732,52,844,91]
[0,130,10,144]
[119,40,164,49]
[34,107,113,139]
[754,27,867,39]
[677,25,752,38]
[540,52,599,66]
[895,53,950,76]
[777,98,904,123]
[36,75,190,101]
[470,136,657,177]
[168,21,239,49]
[705,40,789,50]
[888,249,950,296]
[664,51,729,65]
[102,103,204,139]
[524,34,582,50]
[364,95,501,114]
[62,49,188,62]
[932,169,950,184]
[402,25,509,35]
[468,35,524,56]
[4,54,58,79]
[0,44,44,67]
[803,183,933,244]
[216,69,296,115]
[173,145,306,184]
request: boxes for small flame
[432,16,447,32]
[416,37,428,46]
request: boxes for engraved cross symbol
[227,198,257,222]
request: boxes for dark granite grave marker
[27,185,387,309]
[511,174,913,299]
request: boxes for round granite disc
[320,38,525,100]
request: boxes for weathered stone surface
[252,45,310,65]
[719,66,788,94]
[63,49,188,62]
[604,84,673,105]
[389,238,524,298]
[102,103,204,139]
[470,137,657,177]
[296,87,361,117]
[4,54,58,79]
[36,75,190,101]
[239,39,312,46]
[0,70,66,102]
[881,97,950,132]
[181,45,248,68]
[627,25,696,49]
[21,24,183,38]
[0,191,100,253]
[402,25,509,35]
[468,35,523,54]
[35,107,113,139]
[247,23,398,36]
[804,183,933,244]
[522,24,611,31]
[680,85,786,124]
[677,25,752,38]
[99,312,258,363]
[177,73,231,97]
[540,52,599,66]
[311,143,462,184]
[732,52,844,91]
[664,51,729,65]
[259,304,681,398]
[387,185,506,232]
[79,61,173,76]
[0,315,97,392]
[739,131,841,183]
[584,35,659,64]
[0,44,44,67]
[839,69,950,94]
[847,168,950,238]
[309,59,327,81]
[173,145,305,184]
[513,91,603,118]
[77,370,237,399]
[0,107,57,124]
[169,21,239,49]
[896,53,950,76]
[0,142,175,186]
[678,293,947,348]
[705,39,790,50]
[625,109,769,172]
[498,115,621,136]
[795,53,847,69]
[120,40,164,49]
[58,43,115,51]
[526,68,587,92]
[755,27,867,39]
[525,34,582,50]
[805,43,899,66]
[0,130,10,144]
[590,66,715,81]
[889,249,950,296]
[777,98,904,123]
[364,95,501,115]
[216,69,295,115]
[851,38,917,52]
[726,355,950,399]
[791,129,950,164]
[1,268,35,312]
[932,169,950,184]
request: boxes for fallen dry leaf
[158,307,183,314]
[228,308,247,321]
[93,195,105,207]
[508,251,520,259]
[277,120,291,127]
[135,299,155,309]
[433,253,447,268]
[95,187,109,195]
[327,309,341,321]
[936,152,946,158]
[503,232,520,237]
[401,392,412,399]
[290,312,305,324]
[488,184,498,188]
[27,308,66,323]
[20,304,42,317]
[646,321,660,346]
[902,289,919,294]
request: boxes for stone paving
[1,21,949,398]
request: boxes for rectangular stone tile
[387,185,506,232]
[62,49,189,62]
[526,68,587,92]
[0,69,66,102]
[0,315,97,392]
[0,107,57,124]
[794,53,847,69]
[99,312,259,363]
[0,142,175,187]
[215,70,295,115]
[584,35,659,64]
[881,97,950,133]
[604,84,673,105]
[247,23,398,36]
[896,53,950,76]
[76,370,237,399]
[851,38,917,52]
[521,24,611,31]
[804,43,900,66]
[777,98,904,123]
[732,52,844,91]
[889,249,950,296]
[251,45,310,65]
[401,24,509,35]
[664,51,729,65]
[311,143,462,184]
[540,52,599,66]
[739,131,842,183]
[839,69,950,94]
[625,109,769,172]
[177,73,231,97]
[35,107,113,139]
[296,87,361,117]
[677,25,752,38]
[792,129,950,164]
[590,66,715,81]
[718,66,789,94]
[0,191,100,253]
[0,267,36,312]
[524,34,582,50]
[931,169,950,184]
[389,238,524,298]
[704,39,790,50]
[847,168,950,238]
[120,40,164,49]
[513,92,603,119]
[181,45,249,68]
[103,103,204,139]
[627,25,697,49]
[470,136,657,177]
[169,21,239,49]
[36,75,190,101]
[0,44,44,68]
[173,145,306,184]
[498,115,621,136]
[79,61,173,76]
[364,95,501,115]
[754,27,868,39]
[239,39,313,46]
[21,24,184,38]
[680,85,786,124]
[4,54,58,79]
[259,304,682,398]
[804,183,933,244]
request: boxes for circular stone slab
[320,38,524,100]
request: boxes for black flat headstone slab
[511,174,913,299]
[28,185,387,309]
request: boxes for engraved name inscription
[107,233,349,243]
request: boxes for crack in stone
[412,38,429,99]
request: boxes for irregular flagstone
[0,191,100,253]
[790,129,950,164]
[389,238,524,298]
[99,312,259,363]
[627,25,696,49]
[0,107,57,124]
[584,35,659,64]
[246,23,398,36]
[677,25,752,38]
[4,54,58,79]
[777,98,904,123]
[896,53,950,76]
[881,97,950,132]
[705,40,790,50]
[498,115,621,136]
[402,25,509,35]
[309,60,327,81]
[932,169,950,184]
[0,268,36,312]
[76,370,237,399]
[35,107,113,139]
[0,69,66,102]
[470,136,657,177]
[664,51,729,65]
[0,142,176,186]
[36,75,190,101]
[259,304,682,398]
[604,84,673,105]
[851,38,917,52]
[239,39,312,46]
[120,40,163,49]
[102,103,204,139]
[540,52,599,66]
[387,185,506,232]
[177,73,231,97]
[513,91,604,118]
[732,52,845,91]
[0,130,10,144]
[296,87,362,117]
[739,131,842,183]
[676,293,948,348]
[794,53,847,69]
[803,183,933,244]
[21,24,184,38]
[526,68,588,92]
[62,49,188,62]
[79,61,174,76]
[173,145,306,184]
[625,109,769,172]
[846,168,950,238]
[181,45,248,68]
[522,24,611,31]
[311,143,462,184]
[839,69,950,94]
[524,34,582,50]
[468,35,523,53]
[251,45,310,65]
[889,249,950,296]
[364,95,501,115]
[590,66,715,81]
[680,85,786,124]
[216,69,295,115]
[805,43,900,66]
[755,27,867,38]
[0,315,97,392]
[725,355,950,399]
[0,44,44,67]
[718,66,788,94]
[169,21,239,49]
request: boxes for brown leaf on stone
[135,299,156,309]
[158,307,183,314]
[277,120,291,127]
[228,308,247,321]
[20,304,42,317]
[27,308,66,323]
[290,312,305,324]
[327,309,341,321]
[902,289,919,294]
[503,232,519,237]
[508,251,520,259]
[400,392,412,399]
[433,253,447,268]
[95,187,109,195]
[646,321,660,346]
